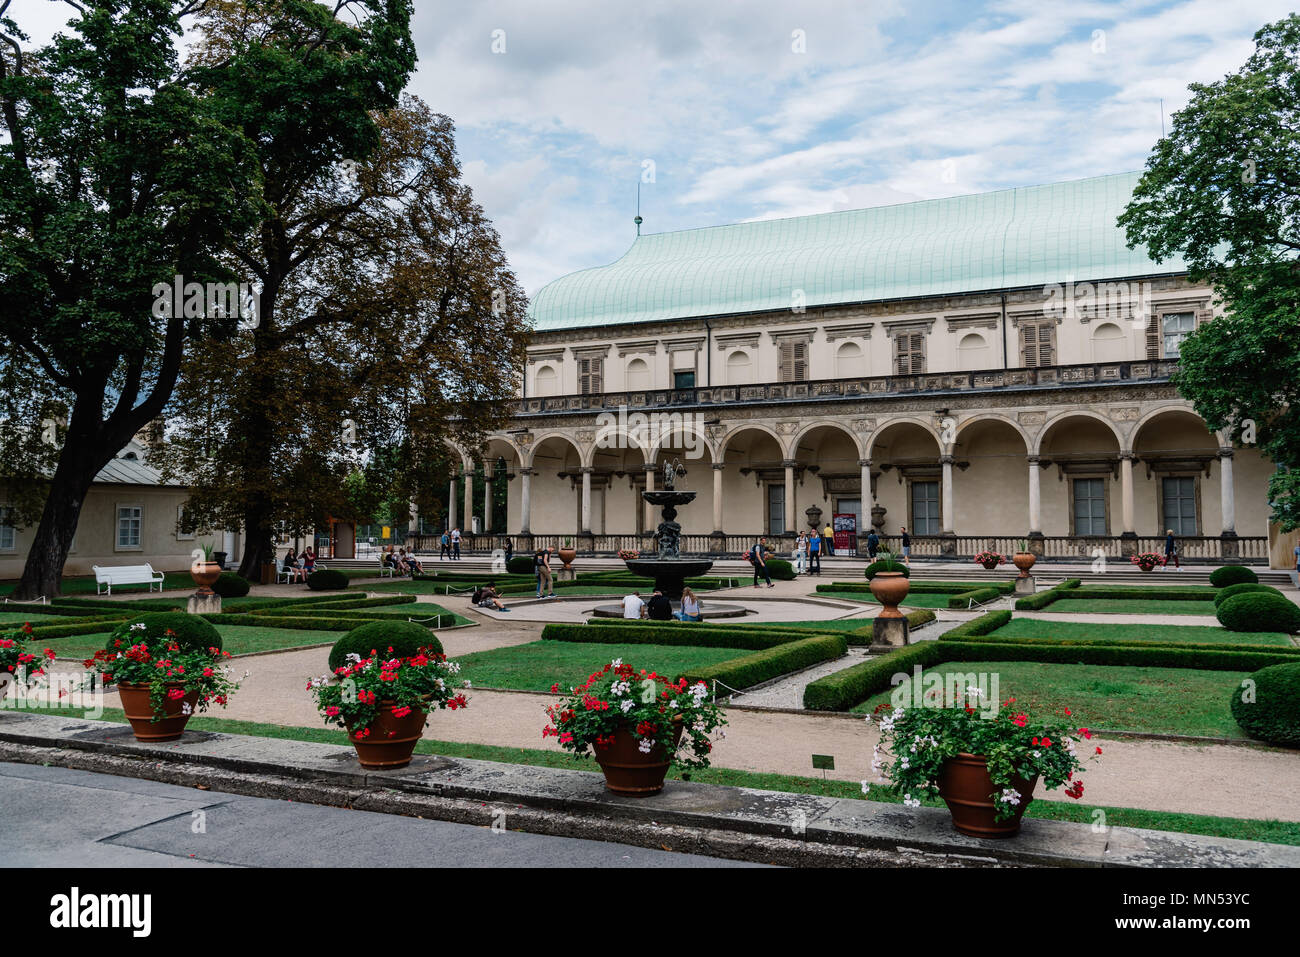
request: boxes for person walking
[866,528,880,560]
[749,536,774,588]
[1292,540,1300,589]
[794,532,808,575]
[808,528,821,576]
[823,522,835,557]
[900,526,912,566]
[534,546,556,598]
[1164,529,1182,571]
[504,539,514,567]
[439,531,450,561]
[451,527,461,560]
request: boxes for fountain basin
[623,558,715,600]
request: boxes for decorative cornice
[615,339,659,357]
[944,313,1000,332]
[824,322,874,342]
[769,327,817,343]
[881,317,936,336]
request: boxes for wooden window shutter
[895,332,924,374]
[1041,322,1056,367]
[1195,308,1212,328]
[792,341,807,381]
[779,340,793,382]
[912,333,926,373]
[590,357,602,393]
[1020,324,1036,367]
[1145,316,1160,360]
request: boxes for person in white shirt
[622,591,645,620]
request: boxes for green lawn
[815,590,958,609]
[1043,599,1220,616]
[992,617,1293,646]
[0,572,196,596]
[41,623,343,660]
[454,640,743,692]
[851,659,1251,737]
[0,611,64,626]
[11,704,1299,847]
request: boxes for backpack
[470,587,483,604]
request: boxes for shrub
[1213,582,1283,607]
[507,556,535,575]
[942,609,1012,638]
[212,572,251,598]
[1216,592,1300,634]
[766,558,795,581]
[1013,578,1082,611]
[680,635,846,693]
[946,586,1000,608]
[327,620,444,672]
[109,611,222,652]
[864,558,909,580]
[804,643,944,711]
[544,622,810,649]
[1231,662,1300,746]
[306,569,349,591]
[1209,565,1259,588]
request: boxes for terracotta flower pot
[980,560,1000,571]
[1012,552,1036,578]
[868,570,910,619]
[117,681,200,742]
[345,700,429,769]
[558,547,577,569]
[938,752,1038,838]
[190,560,222,594]
[592,720,684,796]
[1138,562,1157,573]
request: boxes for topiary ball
[865,559,910,580]
[110,611,222,653]
[507,556,535,575]
[1231,662,1300,746]
[766,558,795,581]
[1213,582,1282,608]
[1216,591,1300,634]
[328,620,444,672]
[307,569,349,591]
[1209,564,1259,588]
[212,572,251,598]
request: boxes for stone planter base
[1013,575,1036,596]
[868,616,910,654]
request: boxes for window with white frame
[176,504,195,540]
[117,505,143,549]
[1161,312,1195,358]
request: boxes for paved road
[0,763,763,868]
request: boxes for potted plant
[309,645,468,769]
[617,548,640,561]
[973,550,1004,571]
[544,660,726,796]
[0,623,56,704]
[1130,551,1164,573]
[84,620,240,742]
[1012,539,1036,578]
[867,549,910,618]
[190,542,222,594]
[869,690,1099,838]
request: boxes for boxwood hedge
[327,620,445,672]
[1209,565,1259,588]
[1216,592,1300,634]
[1231,662,1300,746]
[803,642,945,711]
[679,634,847,693]
[212,572,251,598]
[1213,582,1283,607]
[1013,578,1082,610]
[542,622,812,650]
[306,569,350,591]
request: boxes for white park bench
[92,564,165,595]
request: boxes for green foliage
[1216,592,1300,633]
[943,610,1013,638]
[1013,579,1082,610]
[328,620,443,672]
[1208,565,1259,588]
[212,573,251,598]
[680,635,847,693]
[1231,663,1300,746]
[108,612,222,653]
[847,608,937,645]
[542,622,813,650]
[307,569,350,591]
[1214,582,1283,607]
[1119,14,1300,529]
[804,643,945,711]
[864,559,909,580]
[947,586,1001,608]
[766,558,795,581]
[507,556,535,575]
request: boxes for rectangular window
[1161,312,1195,358]
[0,506,15,551]
[673,370,696,389]
[778,340,808,382]
[117,505,142,549]
[910,481,939,534]
[893,332,925,375]
[176,504,195,541]
[1020,320,1057,367]
[767,484,785,536]
[578,356,603,394]
[1072,478,1107,536]
[1162,476,1198,536]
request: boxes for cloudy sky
[9,0,1295,297]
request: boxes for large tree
[1119,13,1300,529]
[156,89,530,578]
[0,0,416,597]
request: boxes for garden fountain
[622,460,715,600]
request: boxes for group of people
[438,528,463,560]
[280,546,318,583]
[622,586,703,622]
[381,545,423,576]
[753,524,917,582]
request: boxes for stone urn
[190,560,222,595]
[1012,552,1036,579]
[868,570,910,619]
[558,545,577,569]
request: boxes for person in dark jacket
[750,537,774,587]
[1164,529,1182,571]
[646,590,673,621]
[866,529,880,559]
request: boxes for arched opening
[1038,415,1123,538]
[1132,410,1220,537]
[1091,322,1126,363]
[625,357,649,390]
[534,364,558,396]
[952,418,1029,539]
[726,349,752,385]
[835,342,866,379]
[869,421,943,543]
[956,332,990,371]
[720,427,787,535]
[792,424,863,542]
[528,436,583,535]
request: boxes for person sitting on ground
[675,587,703,622]
[622,590,645,620]
[474,581,510,612]
[646,589,674,621]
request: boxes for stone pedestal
[1013,575,1036,597]
[939,532,957,557]
[1120,531,1138,558]
[869,616,910,654]
[1220,531,1240,560]
[187,592,222,615]
[554,567,577,582]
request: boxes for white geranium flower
[620,699,634,713]
[860,781,870,795]
[637,738,652,754]
[998,788,1022,806]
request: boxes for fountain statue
[621,459,714,599]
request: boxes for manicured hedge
[908,608,938,629]
[1209,565,1259,588]
[307,569,349,591]
[108,611,222,652]
[804,642,944,711]
[210,614,402,632]
[327,620,445,671]
[766,558,795,581]
[942,609,1012,638]
[541,622,811,650]
[679,634,847,693]
[212,572,251,598]
[28,616,139,641]
[1216,592,1300,634]
[267,595,417,612]
[1214,583,1283,607]
[817,581,1014,596]
[258,606,460,625]
[507,556,535,575]
[1013,578,1082,610]
[1069,586,1220,601]
[51,597,182,614]
[947,586,1001,608]
[941,630,1300,659]
[1231,662,1300,746]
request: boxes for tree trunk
[13,443,107,600]
[235,504,275,581]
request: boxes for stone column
[408,501,419,534]
[783,460,797,535]
[857,458,872,556]
[1120,452,1136,534]
[939,454,957,556]
[462,467,474,535]
[518,467,532,534]
[644,463,656,533]
[1219,448,1239,559]
[483,461,494,533]
[1027,455,1042,534]
[580,466,593,534]
[447,478,457,531]
[712,463,725,535]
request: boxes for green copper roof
[528,171,1186,331]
